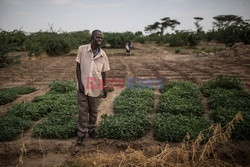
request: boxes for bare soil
[0,43,250,166]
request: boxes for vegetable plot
[98,88,154,140]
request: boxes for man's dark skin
[76,31,107,98]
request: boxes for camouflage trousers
[77,91,99,137]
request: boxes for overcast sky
[0,0,249,33]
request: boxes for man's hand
[79,84,85,94]
[103,88,107,98]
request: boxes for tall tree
[144,22,161,34]
[145,17,180,35]
[194,17,203,32]
[213,14,243,29]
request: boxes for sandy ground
[0,43,250,166]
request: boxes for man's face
[92,32,103,46]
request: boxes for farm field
[0,43,250,166]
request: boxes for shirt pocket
[95,62,103,72]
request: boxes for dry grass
[69,113,244,167]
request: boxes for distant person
[125,42,131,55]
[75,30,110,146]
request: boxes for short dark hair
[91,29,102,38]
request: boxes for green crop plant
[211,108,250,140]
[113,88,154,114]
[0,115,31,141]
[154,113,212,142]
[33,111,77,139]
[0,86,36,105]
[208,89,250,111]
[158,81,204,116]
[49,80,76,94]
[200,75,243,97]
[7,102,47,121]
[98,112,151,140]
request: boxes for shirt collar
[87,44,103,58]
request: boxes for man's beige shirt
[76,44,110,97]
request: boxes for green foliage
[0,29,26,52]
[10,86,36,95]
[32,82,77,139]
[158,81,204,116]
[175,47,181,53]
[0,29,23,67]
[0,89,17,105]
[206,20,250,45]
[33,111,77,139]
[201,76,250,140]
[157,93,204,116]
[113,88,154,114]
[62,30,91,49]
[211,108,250,140]
[98,112,151,140]
[0,54,20,68]
[208,89,250,111]
[7,102,47,121]
[24,32,70,56]
[154,113,212,142]
[0,115,31,141]
[160,81,199,94]
[0,86,36,105]
[167,31,200,47]
[33,91,77,113]
[49,80,76,94]
[200,75,243,97]
[114,96,154,114]
[103,32,135,48]
[200,76,249,111]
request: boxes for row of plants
[0,86,36,105]
[98,88,154,140]
[0,80,77,141]
[0,77,249,142]
[155,81,212,142]
[200,76,250,140]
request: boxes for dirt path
[0,44,250,166]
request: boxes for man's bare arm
[101,72,107,98]
[76,63,84,93]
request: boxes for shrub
[154,113,212,142]
[24,32,70,56]
[200,75,242,97]
[175,47,181,53]
[103,32,135,48]
[98,112,151,140]
[49,80,76,94]
[211,108,250,140]
[0,29,26,52]
[0,115,31,141]
[0,54,20,68]
[61,30,91,49]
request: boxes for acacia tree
[194,17,203,33]
[145,17,180,35]
[213,14,243,29]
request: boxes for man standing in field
[75,30,110,146]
